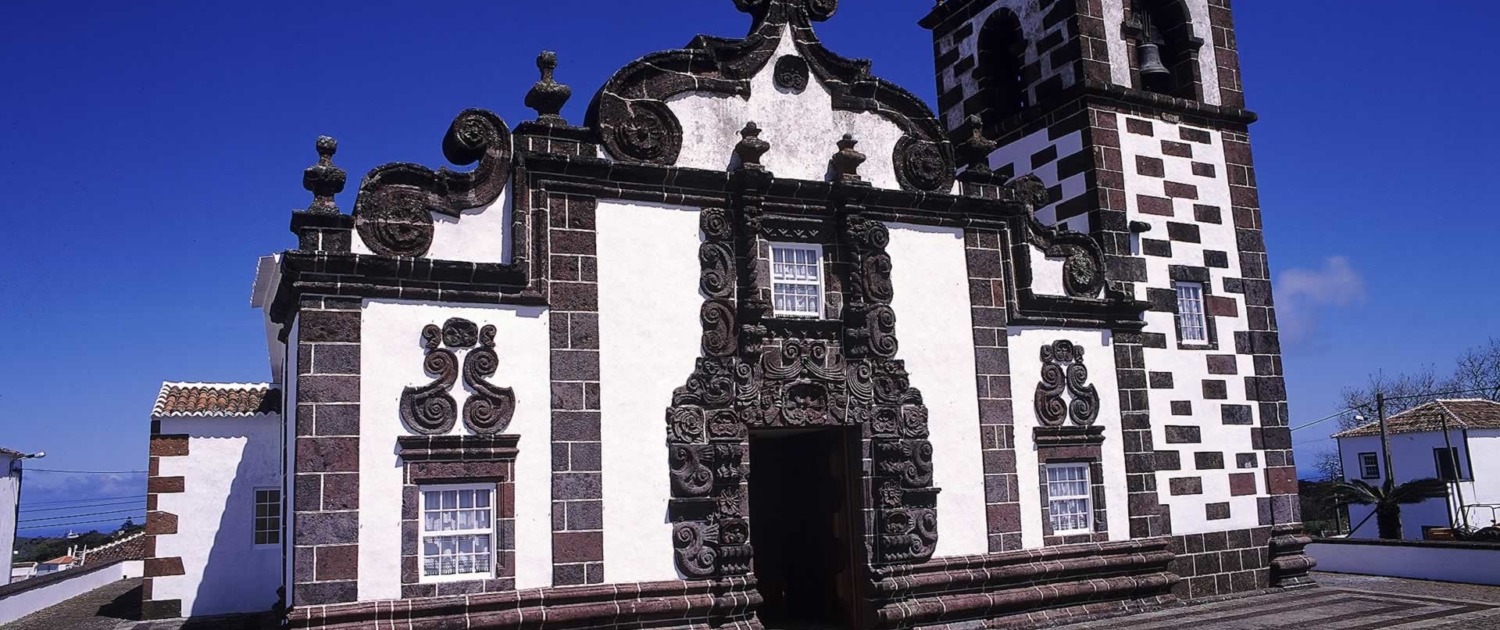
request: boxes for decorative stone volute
[734,123,770,170]
[303,136,346,215]
[830,134,866,183]
[524,51,572,126]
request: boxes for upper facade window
[771,243,823,318]
[420,485,495,582]
[1434,447,1466,481]
[977,9,1028,125]
[1175,282,1208,344]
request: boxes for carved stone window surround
[396,435,519,599]
[1035,429,1110,546]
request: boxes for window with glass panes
[420,485,495,581]
[1045,464,1092,534]
[771,243,823,317]
[253,488,281,546]
[1175,282,1208,343]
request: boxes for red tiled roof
[1334,399,1500,438]
[41,555,75,566]
[80,533,146,567]
[151,383,281,418]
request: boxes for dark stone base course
[287,577,762,630]
[1167,526,1275,600]
[870,538,1176,628]
[286,540,1181,629]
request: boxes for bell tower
[923,0,1314,596]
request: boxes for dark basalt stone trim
[868,537,1178,628]
[1035,425,1107,447]
[396,434,520,462]
[286,575,762,630]
[968,80,1255,147]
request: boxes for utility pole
[1439,412,1469,530]
[1376,392,1394,488]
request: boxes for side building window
[1174,282,1208,344]
[420,485,495,582]
[1358,452,1380,480]
[1045,463,1093,534]
[254,488,281,546]
[770,243,824,318]
[1434,447,1465,481]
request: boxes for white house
[1334,399,1500,539]
[140,1,1316,627]
[1,448,22,585]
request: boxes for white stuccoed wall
[351,182,514,264]
[596,200,704,583]
[153,415,282,617]
[664,27,907,190]
[1116,112,1264,535]
[0,455,18,584]
[1466,430,1500,527]
[357,300,552,599]
[885,223,988,558]
[1008,327,1127,549]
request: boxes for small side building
[141,383,283,619]
[1334,399,1500,539]
[1,448,21,585]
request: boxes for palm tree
[1330,478,1450,539]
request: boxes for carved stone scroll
[1034,340,1100,427]
[400,318,517,436]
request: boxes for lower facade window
[254,488,281,546]
[1046,463,1093,534]
[420,485,495,581]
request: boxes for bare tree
[1445,338,1500,401]
[1337,367,1440,431]
[1313,449,1342,481]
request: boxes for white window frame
[253,487,281,547]
[1175,281,1209,345]
[418,483,497,583]
[1045,463,1094,535]
[1358,452,1380,480]
[769,242,824,319]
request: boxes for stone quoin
[141,0,1312,627]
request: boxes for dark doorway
[748,428,865,629]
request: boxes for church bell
[1137,41,1171,80]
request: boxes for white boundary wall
[1310,541,1500,586]
[0,560,143,624]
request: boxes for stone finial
[303,136,346,215]
[735,123,770,170]
[830,134,866,183]
[957,115,998,176]
[525,51,572,125]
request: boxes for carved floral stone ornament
[400,318,516,435]
[773,55,810,92]
[1034,340,1101,428]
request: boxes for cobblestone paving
[1057,572,1500,630]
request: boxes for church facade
[141,0,1313,627]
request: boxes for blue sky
[2,1,1496,535]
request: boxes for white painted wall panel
[885,223,988,558]
[153,416,281,617]
[358,300,552,599]
[665,27,907,190]
[352,183,513,264]
[1338,431,1483,539]
[1008,327,1127,548]
[597,201,703,583]
[1310,542,1500,586]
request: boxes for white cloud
[1275,256,1366,344]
